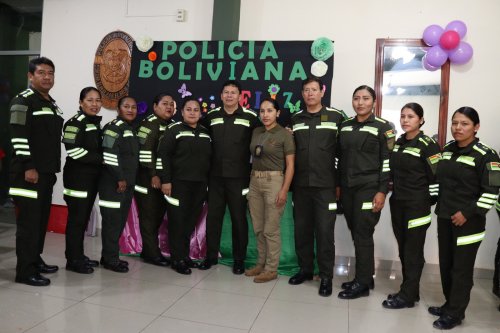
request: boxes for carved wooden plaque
[94,31,134,109]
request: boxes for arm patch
[10,104,29,125]
[137,131,150,145]
[486,162,500,186]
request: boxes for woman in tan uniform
[245,98,295,283]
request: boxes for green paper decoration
[311,37,334,61]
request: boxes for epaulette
[444,140,455,148]
[418,135,436,146]
[199,124,208,131]
[207,107,221,115]
[342,116,355,123]
[374,116,388,123]
[477,141,497,155]
[168,121,182,129]
[17,89,34,98]
[291,110,303,118]
[326,107,348,120]
[243,108,257,117]
[147,115,158,122]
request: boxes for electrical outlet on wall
[176,9,186,22]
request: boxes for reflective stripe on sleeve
[9,188,37,199]
[382,159,390,172]
[408,214,431,229]
[63,188,88,198]
[134,185,148,194]
[457,231,485,246]
[98,200,120,208]
[67,148,89,160]
[164,195,179,206]
[156,158,163,169]
[328,203,337,210]
[496,201,500,212]
[11,138,28,143]
[16,151,31,156]
[429,184,439,196]
[242,188,249,196]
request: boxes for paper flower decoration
[148,51,157,61]
[210,103,216,109]
[198,97,203,103]
[268,84,280,99]
[136,34,154,52]
[137,101,148,115]
[202,102,207,107]
[210,95,215,100]
[311,37,334,61]
[311,61,328,77]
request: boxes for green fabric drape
[218,192,319,276]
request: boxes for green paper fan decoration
[311,37,334,61]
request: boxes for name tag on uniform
[234,119,250,127]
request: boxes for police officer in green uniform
[198,80,261,274]
[495,201,500,308]
[9,57,63,286]
[337,85,394,299]
[62,87,103,274]
[287,76,346,297]
[99,97,139,273]
[157,98,212,275]
[381,103,441,309]
[135,93,176,267]
[429,107,500,330]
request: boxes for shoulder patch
[444,140,455,148]
[207,107,221,115]
[242,108,257,117]
[291,110,303,118]
[9,104,29,125]
[342,116,355,123]
[478,141,496,154]
[385,130,396,138]
[168,121,182,129]
[375,116,388,123]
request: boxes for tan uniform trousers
[247,172,285,272]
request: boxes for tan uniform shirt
[249,124,295,171]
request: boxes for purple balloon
[422,55,439,72]
[426,45,449,67]
[423,25,444,46]
[445,20,467,39]
[449,41,473,65]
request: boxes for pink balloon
[445,20,467,39]
[449,41,473,65]
[426,45,449,67]
[422,55,439,72]
[440,31,460,50]
[423,25,444,46]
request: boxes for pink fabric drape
[119,196,209,259]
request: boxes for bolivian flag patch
[490,162,500,170]
[428,153,442,164]
[385,130,395,138]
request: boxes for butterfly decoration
[178,83,192,98]
[287,100,301,113]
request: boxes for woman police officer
[134,93,176,266]
[245,98,295,283]
[428,107,500,330]
[337,85,395,299]
[62,87,103,274]
[157,98,211,275]
[98,96,139,273]
[381,103,441,309]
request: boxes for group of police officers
[7,57,500,330]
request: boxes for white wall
[41,0,213,205]
[240,0,500,269]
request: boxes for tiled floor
[0,222,499,332]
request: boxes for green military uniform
[134,114,173,259]
[62,111,103,261]
[289,106,346,280]
[495,200,500,297]
[8,86,63,279]
[98,117,139,263]
[435,138,500,318]
[389,132,441,302]
[200,105,261,261]
[157,121,212,262]
[338,113,394,285]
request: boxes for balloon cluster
[422,20,473,71]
